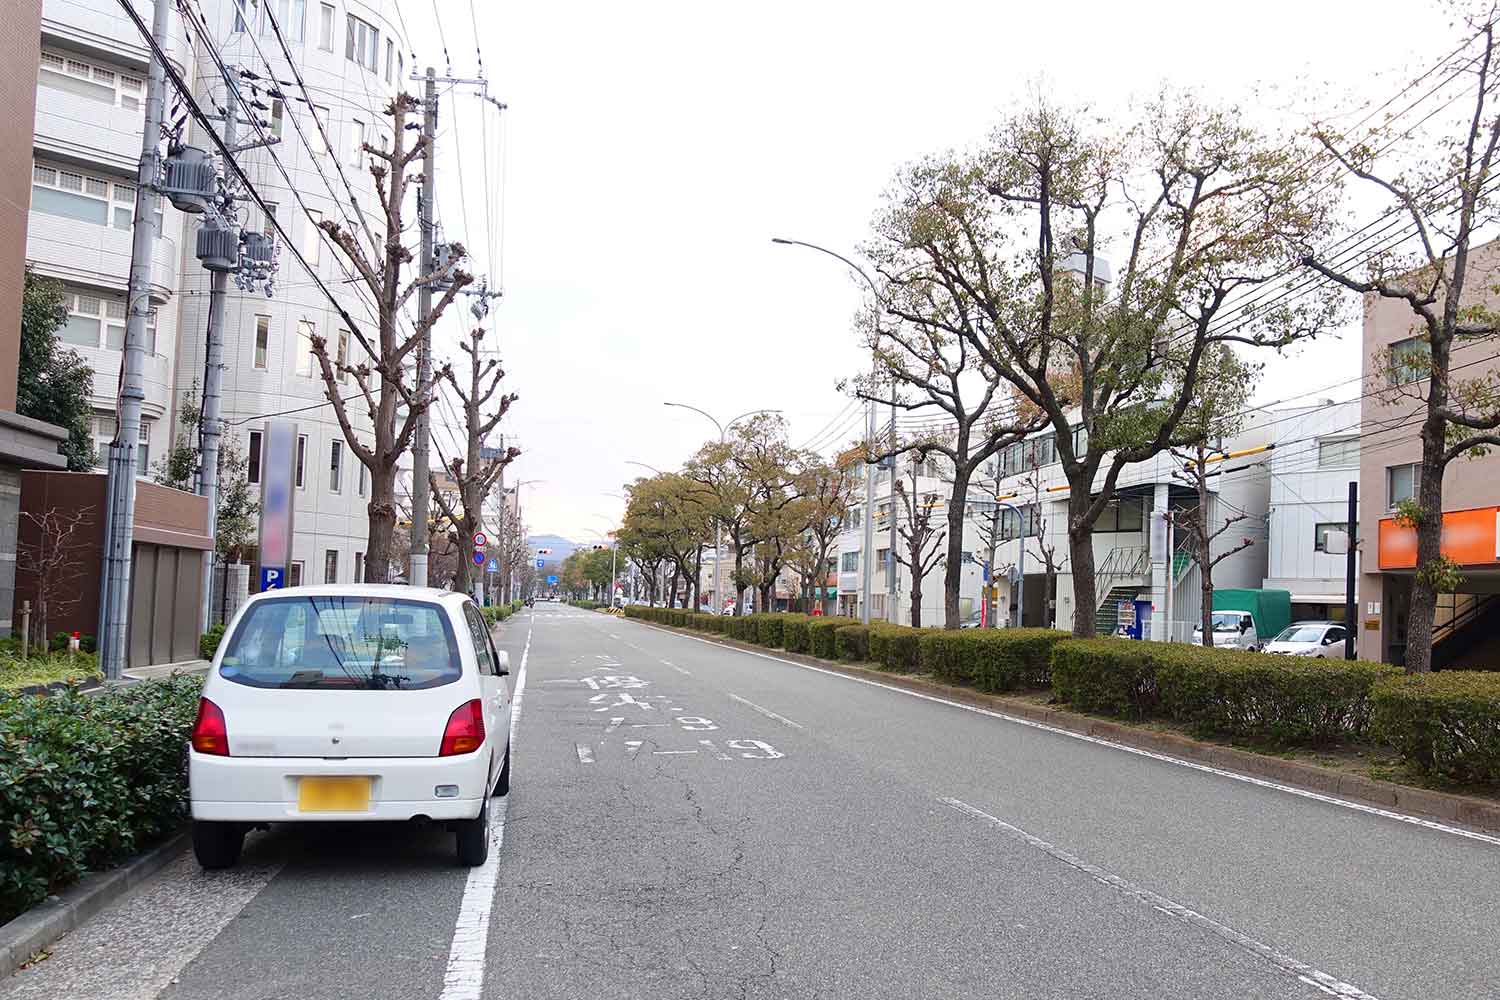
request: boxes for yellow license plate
[297,776,372,812]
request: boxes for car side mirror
[495,650,511,676]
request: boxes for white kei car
[1262,621,1351,658]
[189,585,513,869]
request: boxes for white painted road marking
[632,622,1500,849]
[729,693,804,730]
[438,624,530,1000]
[575,744,595,764]
[941,797,1382,1000]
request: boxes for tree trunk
[942,467,971,629]
[668,564,680,608]
[985,511,999,629]
[1405,418,1447,673]
[692,546,702,610]
[1044,567,1057,628]
[909,573,922,628]
[1197,469,1213,648]
[365,466,398,582]
[1068,488,1097,637]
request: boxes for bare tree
[787,457,855,612]
[310,92,473,580]
[891,455,947,627]
[17,507,93,648]
[428,326,519,595]
[1300,10,1500,671]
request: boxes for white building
[1262,399,1361,622]
[173,0,411,590]
[28,0,196,473]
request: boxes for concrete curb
[631,619,1500,837]
[0,829,189,979]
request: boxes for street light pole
[772,237,892,625]
[662,403,781,616]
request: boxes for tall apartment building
[27,0,195,478]
[174,0,411,592]
[1358,239,1500,667]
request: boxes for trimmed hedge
[754,615,784,648]
[1051,638,1401,744]
[868,625,921,671]
[919,628,1067,692]
[835,624,870,661]
[809,617,858,658]
[0,674,203,924]
[781,615,813,653]
[1373,671,1500,782]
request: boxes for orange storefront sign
[1378,506,1500,569]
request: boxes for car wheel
[455,801,490,866]
[492,741,511,797]
[193,820,245,870]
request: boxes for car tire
[455,800,490,866]
[492,741,511,797]
[193,820,244,870]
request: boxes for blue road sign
[260,566,285,591]
[547,574,558,585]
[487,558,499,572]
[535,558,545,569]
[472,551,486,567]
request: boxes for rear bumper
[190,748,490,823]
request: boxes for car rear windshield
[1275,626,1328,643]
[219,596,462,690]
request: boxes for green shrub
[781,615,812,653]
[755,615,784,648]
[835,624,871,661]
[1372,671,1500,783]
[809,617,858,658]
[1051,638,1163,719]
[0,651,101,692]
[0,674,203,925]
[919,628,1067,692]
[199,623,227,660]
[1154,646,1399,744]
[868,625,921,671]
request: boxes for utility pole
[408,66,438,587]
[98,0,170,679]
[1345,481,1358,660]
[887,405,897,622]
[860,396,875,626]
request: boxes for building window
[336,330,349,381]
[1000,503,1041,540]
[384,38,394,83]
[137,421,151,473]
[1093,497,1143,533]
[266,0,304,41]
[329,440,342,492]
[254,315,270,369]
[38,50,146,111]
[1317,436,1360,469]
[302,209,322,266]
[324,549,338,584]
[1387,463,1420,508]
[354,552,364,581]
[248,430,262,483]
[32,162,151,231]
[1314,522,1354,552]
[296,319,317,376]
[345,14,379,71]
[840,551,859,572]
[350,119,365,168]
[317,2,334,50]
[58,290,155,353]
[357,460,367,497]
[1389,337,1431,386]
[233,0,261,32]
[295,435,307,489]
[289,561,303,587]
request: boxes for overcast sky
[402,0,1456,543]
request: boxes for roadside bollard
[19,601,29,660]
[68,631,80,657]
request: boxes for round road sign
[473,531,489,548]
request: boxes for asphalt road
[5,602,1499,999]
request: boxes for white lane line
[667,662,692,676]
[575,744,595,764]
[629,622,1500,849]
[941,797,1381,1000]
[438,625,529,1000]
[729,692,805,730]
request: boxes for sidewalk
[121,659,211,681]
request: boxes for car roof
[1286,620,1340,628]
[243,584,467,605]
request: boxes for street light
[591,514,621,606]
[626,460,664,475]
[772,236,886,626]
[662,402,782,615]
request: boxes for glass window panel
[76,295,101,315]
[113,206,132,229]
[60,315,99,346]
[84,177,107,197]
[32,186,109,224]
[40,52,64,72]
[66,60,90,77]
[319,3,334,50]
[105,323,125,350]
[296,435,307,488]
[105,300,126,320]
[57,171,83,191]
[248,430,262,483]
[32,165,54,184]
[91,68,115,85]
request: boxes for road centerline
[728,692,804,729]
[940,796,1382,1000]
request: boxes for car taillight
[191,698,230,756]
[439,699,485,756]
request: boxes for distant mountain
[527,534,578,571]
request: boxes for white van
[188,585,513,869]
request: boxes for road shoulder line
[628,621,1500,846]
